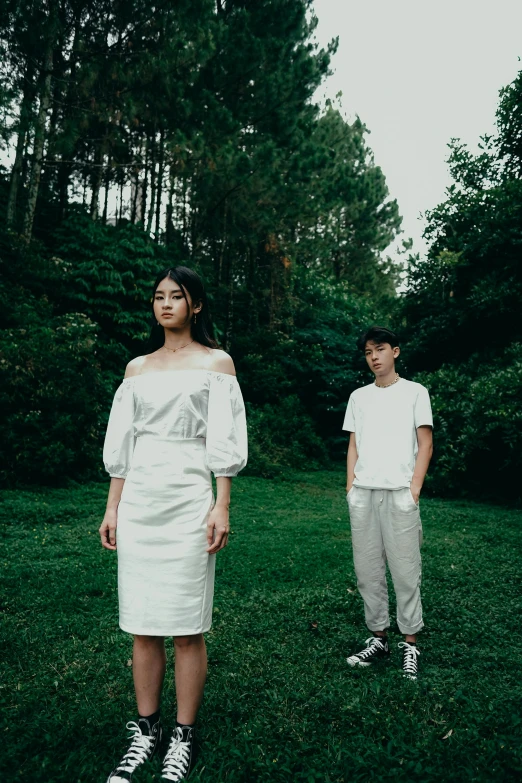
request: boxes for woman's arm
[206,476,231,554]
[346,432,357,492]
[99,477,125,551]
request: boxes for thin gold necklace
[163,339,194,354]
[375,373,400,388]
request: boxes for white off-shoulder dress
[103,369,248,637]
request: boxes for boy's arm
[346,432,357,492]
[410,425,433,503]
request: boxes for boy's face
[364,340,400,377]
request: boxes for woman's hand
[99,509,118,550]
[206,503,230,554]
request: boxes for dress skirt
[117,436,215,636]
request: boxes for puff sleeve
[206,373,248,477]
[103,378,136,479]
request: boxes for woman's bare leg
[132,635,166,715]
[174,634,207,724]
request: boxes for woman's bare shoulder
[206,348,236,376]
[124,355,149,378]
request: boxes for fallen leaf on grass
[442,729,453,739]
[126,659,132,667]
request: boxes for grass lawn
[1,471,521,782]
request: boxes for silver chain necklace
[375,373,400,388]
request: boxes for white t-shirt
[342,378,433,490]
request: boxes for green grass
[1,472,521,782]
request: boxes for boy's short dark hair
[357,326,400,352]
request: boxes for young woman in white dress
[100,266,248,783]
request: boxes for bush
[0,314,110,485]
[415,348,522,501]
[52,210,162,357]
[244,396,328,477]
[234,276,383,462]
[0,216,166,485]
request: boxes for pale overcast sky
[313,0,522,259]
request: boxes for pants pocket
[407,488,419,509]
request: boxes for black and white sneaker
[161,725,196,781]
[346,636,390,667]
[107,718,162,782]
[399,641,420,680]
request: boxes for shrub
[415,348,522,501]
[244,396,328,477]
[51,210,163,356]
[0,314,110,485]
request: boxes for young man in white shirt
[343,326,433,679]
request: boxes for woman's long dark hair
[147,266,218,353]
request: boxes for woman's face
[153,277,200,329]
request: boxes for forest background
[1,0,521,502]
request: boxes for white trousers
[347,487,423,635]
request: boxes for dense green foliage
[0,216,157,483]
[1,1,521,500]
[413,358,522,499]
[398,70,522,501]
[2,474,522,781]
[0,213,382,482]
[0,0,399,484]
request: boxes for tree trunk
[90,133,107,220]
[154,128,165,241]
[189,171,199,262]
[217,203,227,284]
[139,134,149,224]
[224,252,234,352]
[58,157,73,219]
[131,168,138,224]
[247,243,258,330]
[269,248,276,330]
[102,161,111,223]
[57,13,81,219]
[21,129,32,188]
[182,174,188,243]
[22,4,57,241]
[165,165,175,244]
[118,177,124,222]
[131,136,143,223]
[146,130,157,235]
[7,63,35,228]
[41,29,65,196]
